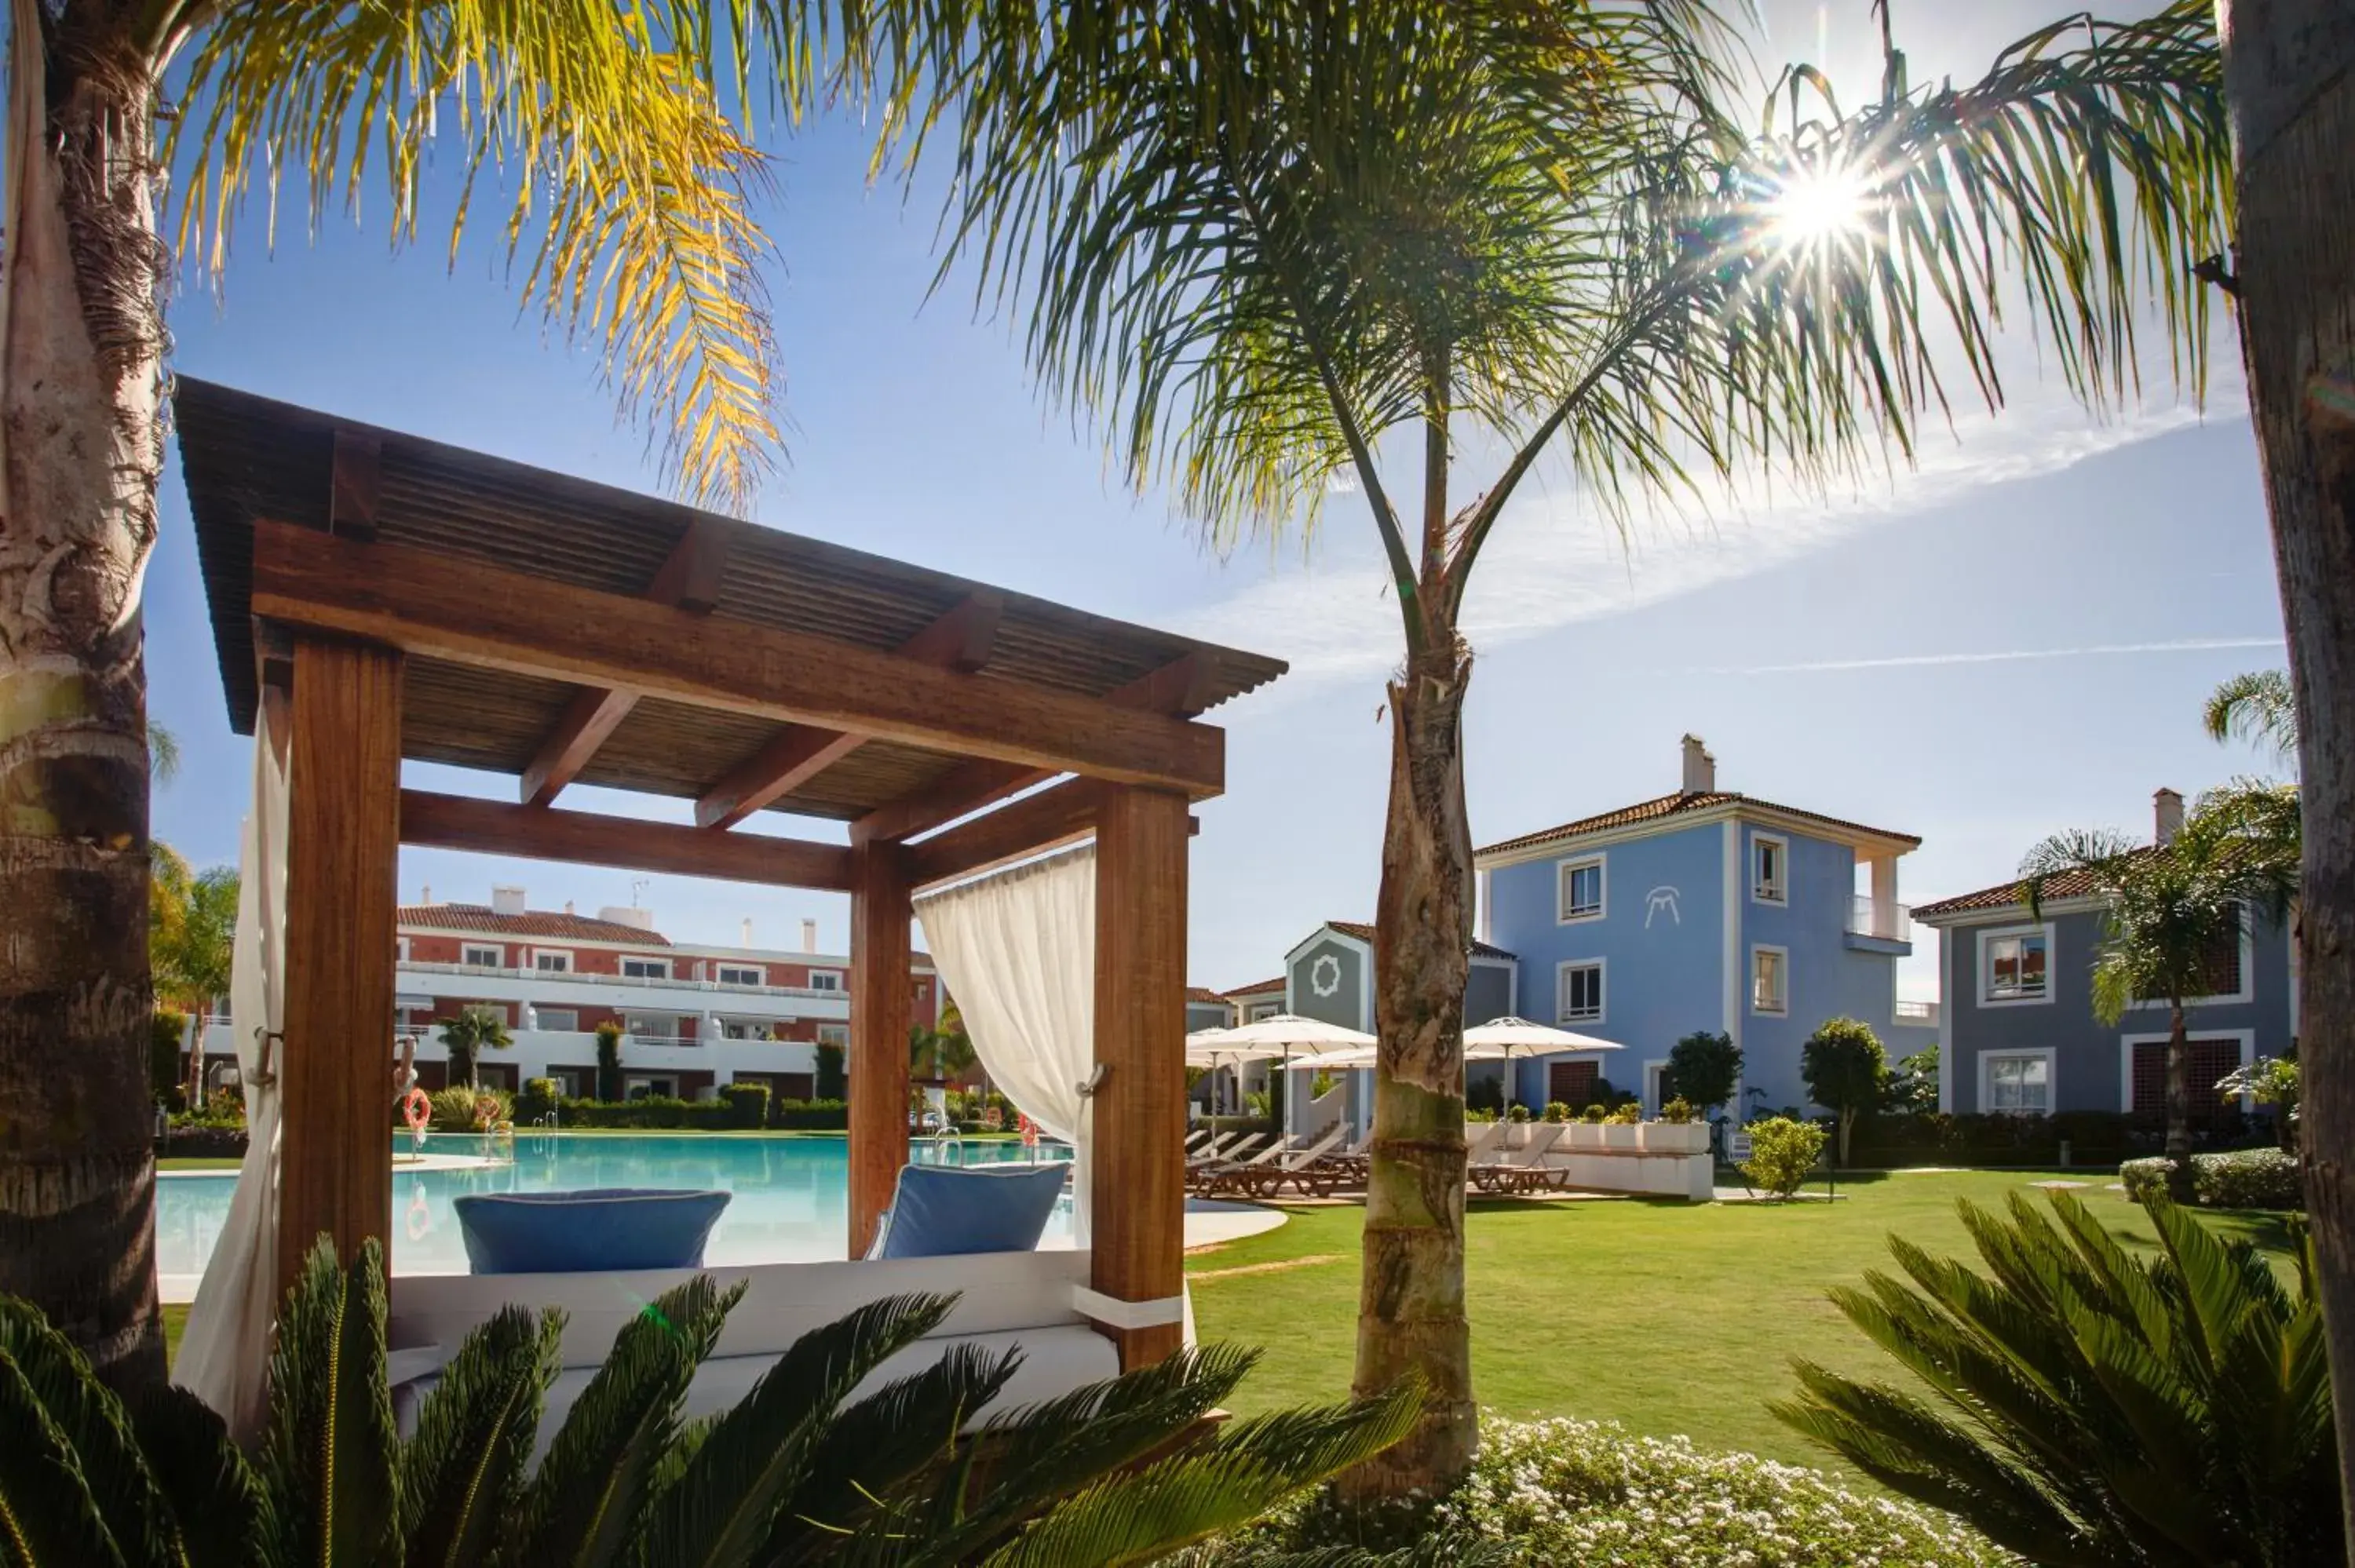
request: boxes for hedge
[2123,1148,2305,1211]
[528,1094,852,1131]
[1848,1110,2184,1169]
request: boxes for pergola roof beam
[694,591,1004,830]
[400,789,853,888]
[250,521,1224,795]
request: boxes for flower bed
[1207,1417,2016,1566]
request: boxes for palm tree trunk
[2216,3,2355,1544]
[1346,635,1477,1497]
[2165,1003,2195,1202]
[0,1,167,1390]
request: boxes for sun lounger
[1192,1129,1312,1196]
[1230,1125,1351,1199]
[1470,1124,1565,1194]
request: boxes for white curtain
[915,846,1097,1243]
[175,702,290,1439]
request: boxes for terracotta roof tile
[1913,848,2161,920]
[1222,977,1287,999]
[399,904,674,946]
[1186,986,1230,1005]
[1476,790,1919,859]
[1323,919,1514,961]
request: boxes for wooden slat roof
[178,379,1286,822]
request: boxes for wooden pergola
[180,379,1285,1367]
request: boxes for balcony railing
[1848,896,1912,942]
[1894,999,1941,1026]
[400,958,845,1001]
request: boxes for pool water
[155,1133,1072,1279]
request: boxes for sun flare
[1768,164,1869,247]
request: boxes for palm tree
[148,844,238,1017]
[2021,782,2300,1198]
[2,1236,1420,1567]
[0,0,834,1386]
[1774,1188,2338,1566]
[2207,669,2298,761]
[437,1006,515,1090]
[910,1023,980,1082]
[921,0,2230,1493]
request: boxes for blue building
[1473,735,1935,1117]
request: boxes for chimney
[801,917,819,954]
[2154,786,2185,846]
[491,884,527,917]
[596,905,658,931]
[564,899,575,916]
[741,917,754,946]
[420,883,432,906]
[1680,734,1717,795]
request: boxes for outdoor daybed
[388,1249,1134,1455]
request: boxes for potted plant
[1566,1101,1608,1150]
[1641,1096,1710,1154]
[1542,1100,1571,1123]
[1504,1100,1532,1146]
[1602,1101,1641,1150]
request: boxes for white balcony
[1846,895,1913,950]
[1893,998,1941,1029]
[403,958,842,1001]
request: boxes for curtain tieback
[1071,1285,1183,1330]
[250,1028,283,1088]
[1075,1063,1107,1098]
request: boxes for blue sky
[146,1,2284,1003]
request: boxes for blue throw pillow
[455,1188,731,1274]
[871,1163,1068,1260]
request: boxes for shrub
[1541,1101,1570,1123]
[1506,1103,1531,1124]
[2193,1147,2303,1209]
[1466,1072,1506,1115]
[513,1077,560,1123]
[594,1019,626,1101]
[150,1008,188,1105]
[812,1039,847,1100]
[2120,1155,2174,1205]
[1466,1107,1497,1124]
[1207,1417,2012,1566]
[1579,1103,1607,1125]
[1658,1097,1694,1125]
[428,1084,509,1131]
[1603,1103,1639,1125]
[1740,1116,1825,1198]
[1663,1030,1741,1111]
[723,1081,771,1129]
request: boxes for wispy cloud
[1689,635,2284,678]
[1178,370,2248,704]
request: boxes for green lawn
[157,1157,243,1171]
[1188,1169,2300,1470]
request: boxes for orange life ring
[1018,1114,1039,1149]
[401,1085,431,1134]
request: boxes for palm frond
[399,1304,562,1568]
[504,1272,741,1568]
[170,0,784,514]
[260,1237,400,1568]
[2204,669,2298,759]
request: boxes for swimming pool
[155,1133,1072,1283]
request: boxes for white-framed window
[816,1023,849,1048]
[717,964,764,987]
[1751,946,1788,1016]
[806,969,844,992]
[396,937,412,962]
[1751,833,1789,905]
[534,1008,579,1033]
[1247,1001,1279,1021]
[534,950,571,973]
[622,956,669,980]
[2130,903,2253,1008]
[717,1018,770,1041]
[1977,924,2054,1005]
[1980,1049,2054,1115]
[623,1012,682,1041]
[624,1074,678,1101]
[1557,855,1605,924]
[1557,959,1605,1025]
[462,943,502,969]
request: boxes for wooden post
[848,840,912,1257]
[277,636,404,1294]
[1089,784,1190,1366]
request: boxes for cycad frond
[506,1273,742,1568]
[399,1304,561,1568]
[170,0,783,514]
[638,1291,958,1568]
[125,1384,265,1568]
[0,1297,179,1568]
[977,1382,1421,1568]
[0,1339,125,1568]
[260,1237,400,1568]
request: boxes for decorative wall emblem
[1645,886,1682,928]
[1310,952,1343,997]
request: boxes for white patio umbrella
[1191,1014,1371,1123]
[1311,1017,1622,1110]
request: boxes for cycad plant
[915,0,2231,1492]
[2020,782,2300,1195]
[0,1237,1416,1568]
[1774,1189,2338,1566]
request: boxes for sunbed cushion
[871,1163,1068,1260]
[454,1187,730,1274]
